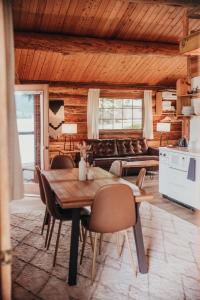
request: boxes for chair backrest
[136,168,146,189]
[35,165,46,205]
[109,160,122,177]
[89,184,136,233]
[41,174,59,218]
[50,155,75,169]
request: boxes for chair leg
[47,218,55,250]
[91,233,98,283]
[116,232,121,257]
[45,215,51,248]
[79,224,83,242]
[80,229,88,265]
[41,208,47,235]
[53,220,62,267]
[89,231,94,251]
[124,230,137,277]
[99,234,103,255]
[116,232,125,257]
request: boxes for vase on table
[79,157,87,181]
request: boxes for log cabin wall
[49,89,182,159]
[191,57,200,78]
[49,94,87,160]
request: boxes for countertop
[159,146,200,157]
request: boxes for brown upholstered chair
[35,165,50,247]
[50,155,75,169]
[97,160,123,252]
[116,168,147,257]
[136,168,146,189]
[109,160,122,177]
[41,174,89,266]
[80,184,137,282]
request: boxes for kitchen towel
[187,158,196,182]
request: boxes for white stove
[159,147,200,209]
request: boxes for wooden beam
[128,0,200,8]
[21,80,175,91]
[49,93,87,99]
[183,8,189,37]
[14,32,180,57]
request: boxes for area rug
[11,200,200,300]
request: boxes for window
[99,98,143,130]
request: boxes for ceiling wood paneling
[12,0,200,87]
[15,50,187,85]
[12,0,200,43]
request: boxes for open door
[15,84,49,194]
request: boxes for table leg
[133,203,148,273]
[68,208,80,286]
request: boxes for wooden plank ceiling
[12,0,200,88]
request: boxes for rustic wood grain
[15,31,181,57]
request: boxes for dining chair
[136,168,146,189]
[97,160,123,254]
[35,165,51,247]
[50,155,75,169]
[80,184,137,282]
[109,160,122,177]
[116,167,147,257]
[41,174,89,266]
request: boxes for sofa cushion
[86,139,118,158]
[116,139,134,156]
[116,138,148,156]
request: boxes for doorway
[15,84,49,195]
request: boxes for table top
[122,160,159,169]
[43,167,153,209]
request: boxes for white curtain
[0,1,23,297]
[143,90,154,139]
[87,89,100,139]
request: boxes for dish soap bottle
[79,157,87,181]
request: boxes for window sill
[99,129,142,133]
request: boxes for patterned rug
[11,200,200,300]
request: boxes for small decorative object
[77,141,91,161]
[87,165,94,180]
[79,157,87,181]
[182,106,194,116]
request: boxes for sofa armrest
[147,147,159,156]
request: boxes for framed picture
[49,99,64,139]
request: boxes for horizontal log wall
[49,89,182,159]
[191,57,200,77]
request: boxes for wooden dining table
[43,167,153,286]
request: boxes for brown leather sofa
[80,138,159,175]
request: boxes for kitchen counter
[160,146,200,157]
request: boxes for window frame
[99,97,143,131]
